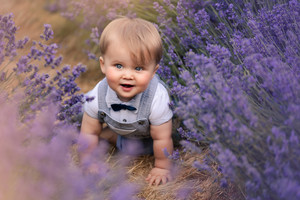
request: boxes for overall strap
[97,78,109,123]
[137,75,159,120]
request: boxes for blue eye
[115,64,123,69]
[135,67,143,71]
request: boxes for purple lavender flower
[40,24,54,41]
[110,183,139,200]
[154,0,300,199]
[0,13,88,127]
[0,13,28,65]
[0,94,140,200]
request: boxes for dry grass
[124,149,243,200]
[71,142,244,200]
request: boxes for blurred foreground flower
[0,94,86,199]
[0,93,140,200]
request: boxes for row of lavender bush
[154,0,300,199]
[51,0,299,198]
[0,13,89,125]
[0,13,139,199]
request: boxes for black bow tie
[111,104,137,111]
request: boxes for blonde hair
[99,17,162,66]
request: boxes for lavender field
[1,0,299,199]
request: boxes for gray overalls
[97,75,160,154]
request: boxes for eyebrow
[111,59,123,64]
[109,58,126,64]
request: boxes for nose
[122,68,133,80]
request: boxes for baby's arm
[146,120,173,185]
[79,112,102,172]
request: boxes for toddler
[80,17,173,186]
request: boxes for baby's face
[100,36,158,102]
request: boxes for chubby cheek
[105,70,119,85]
[137,74,153,88]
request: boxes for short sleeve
[149,83,173,125]
[83,81,100,119]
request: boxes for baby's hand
[146,167,172,186]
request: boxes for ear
[152,64,159,78]
[99,56,106,74]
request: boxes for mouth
[121,84,134,88]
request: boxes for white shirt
[84,80,173,126]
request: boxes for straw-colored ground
[1,0,243,199]
[127,151,243,200]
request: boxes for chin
[118,94,135,102]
